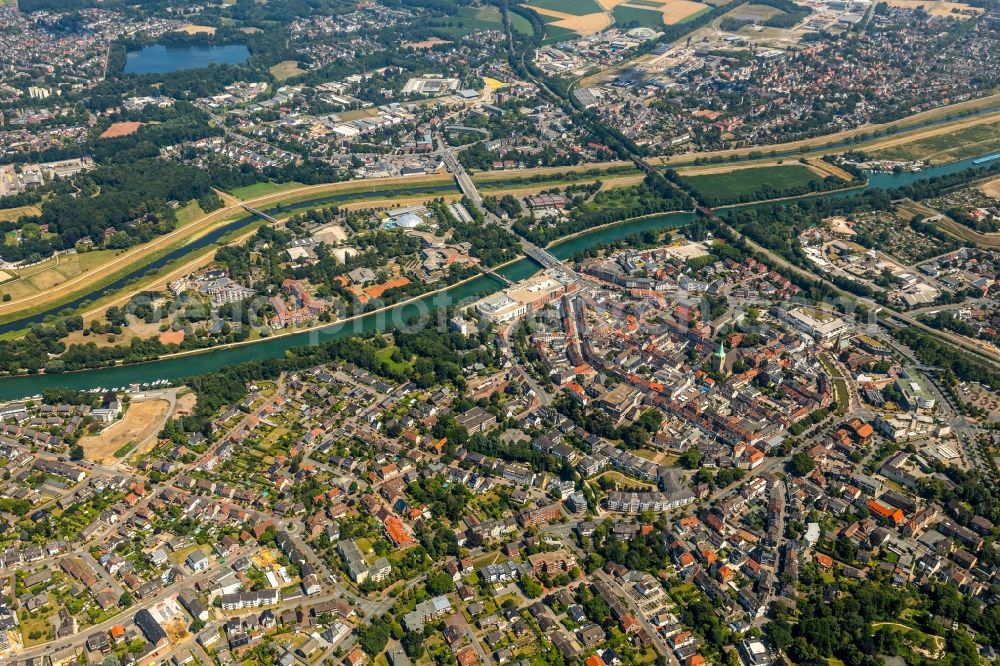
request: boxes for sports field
[680,164,823,203]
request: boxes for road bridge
[522,242,564,270]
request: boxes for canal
[0,153,994,400]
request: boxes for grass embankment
[867,115,1000,164]
[649,92,1000,166]
[0,178,460,330]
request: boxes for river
[0,153,993,400]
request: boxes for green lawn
[680,164,823,204]
[269,60,304,81]
[528,0,603,14]
[376,345,413,373]
[228,181,304,200]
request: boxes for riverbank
[0,180,461,335]
[0,150,995,399]
[652,92,1000,168]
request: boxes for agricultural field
[868,118,1000,164]
[885,0,983,18]
[533,8,610,34]
[613,0,709,27]
[525,0,604,14]
[724,3,783,21]
[678,163,824,204]
[439,5,535,36]
[526,0,612,35]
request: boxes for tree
[402,631,424,659]
[789,452,815,476]
[357,619,390,656]
[69,445,85,461]
[118,591,133,608]
[521,576,543,598]
[680,448,703,469]
[426,571,455,596]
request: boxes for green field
[269,60,304,81]
[228,181,305,200]
[680,164,823,204]
[613,5,666,28]
[510,12,535,34]
[434,5,534,36]
[528,0,603,14]
[540,20,578,44]
[474,165,640,190]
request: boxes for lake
[124,44,250,75]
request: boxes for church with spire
[711,339,737,376]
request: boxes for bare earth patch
[79,399,170,464]
[173,391,197,418]
[179,24,217,35]
[403,38,452,49]
[977,176,1000,201]
[100,122,143,139]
